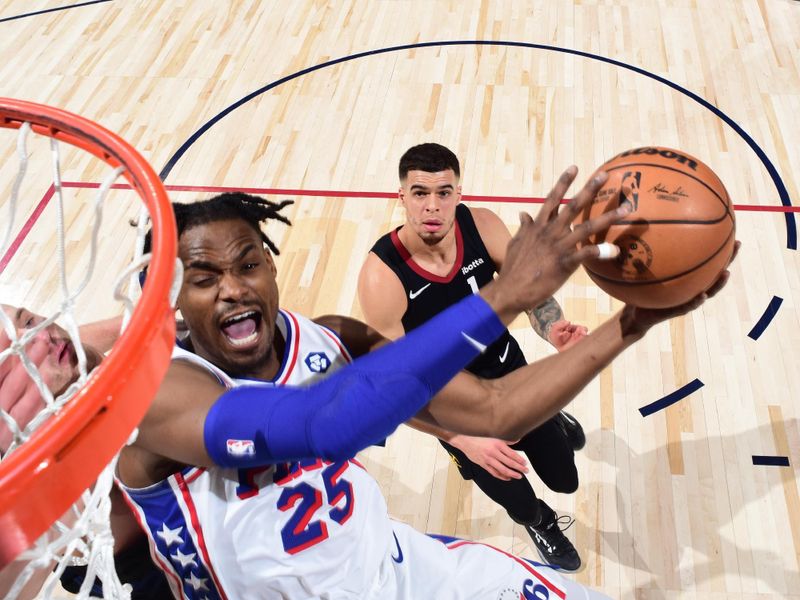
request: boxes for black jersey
[370,204,525,378]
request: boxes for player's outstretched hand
[0,330,50,452]
[620,241,741,336]
[481,166,631,324]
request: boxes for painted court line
[0,185,55,275]
[747,296,783,340]
[639,379,704,417]
[0,0,111,24]
[60,181,799,211]
[5,182,793,345]
[752,455,790,467]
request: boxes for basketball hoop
[0,98,177,586]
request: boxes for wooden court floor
[1,1,798,598]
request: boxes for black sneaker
[555,411,585,451]
[524,505,581,571]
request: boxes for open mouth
[56,340,76,366]
[220,310,263,347]
[422,220,442,232]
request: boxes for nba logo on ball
[305,351,331,373]
[574,146,736,309]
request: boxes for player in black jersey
[358,143,588,571]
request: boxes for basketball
[573,146,736,309]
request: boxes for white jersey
[118,309,608,600]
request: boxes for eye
[191,277,215,288]
[243,262,259,270]
[17,310,39,328]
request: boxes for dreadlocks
[143,192,293,257]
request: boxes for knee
[545,470,579,495]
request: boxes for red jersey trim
[183,467,206,485]
[318,324,353,363]
[389,223,464,284]
[116,487,186,598]
[277,310,301,385]
[175,472,230,600]
[441,539,566,599]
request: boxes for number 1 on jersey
[467,275,479,294]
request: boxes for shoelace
[555,514,575,532]
[533,515,575,555]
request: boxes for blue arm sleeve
[204,293,504,466]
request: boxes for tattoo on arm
[527,297,563,341]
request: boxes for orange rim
[0,98,176,568]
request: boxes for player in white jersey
[118,309,598,599]
[2,179,735,599]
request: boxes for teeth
[223,310,257,326]
[226,331,259,346]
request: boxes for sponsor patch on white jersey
[305,351,331,373]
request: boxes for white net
[0,115,178,599]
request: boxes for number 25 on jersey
[237,459,356,555]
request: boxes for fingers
[558,324,590,350]
[0,328,11,350]
[563,202,632,254]
[0,330,13,381]
[1,384,47,452]
[486,455,525,481]
[699,240,738,301]
[0,338,48,414]
[535,166,578,225]
[555,170,609,229]
[567,240,621,268]
[496,443,529,472]
[595,242,621,260]
[0,349,48,452]
[729,240,741,264]
[470,439,529,480]
[683,242,737,307]
[8,385,46,434]
[704,269,731,300]
[0,423,12,452]
[486,464,519,480]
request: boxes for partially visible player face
[1,304,81,397]
[399,169,461,245]
[176,219,281,380]
[0,305,81,451]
